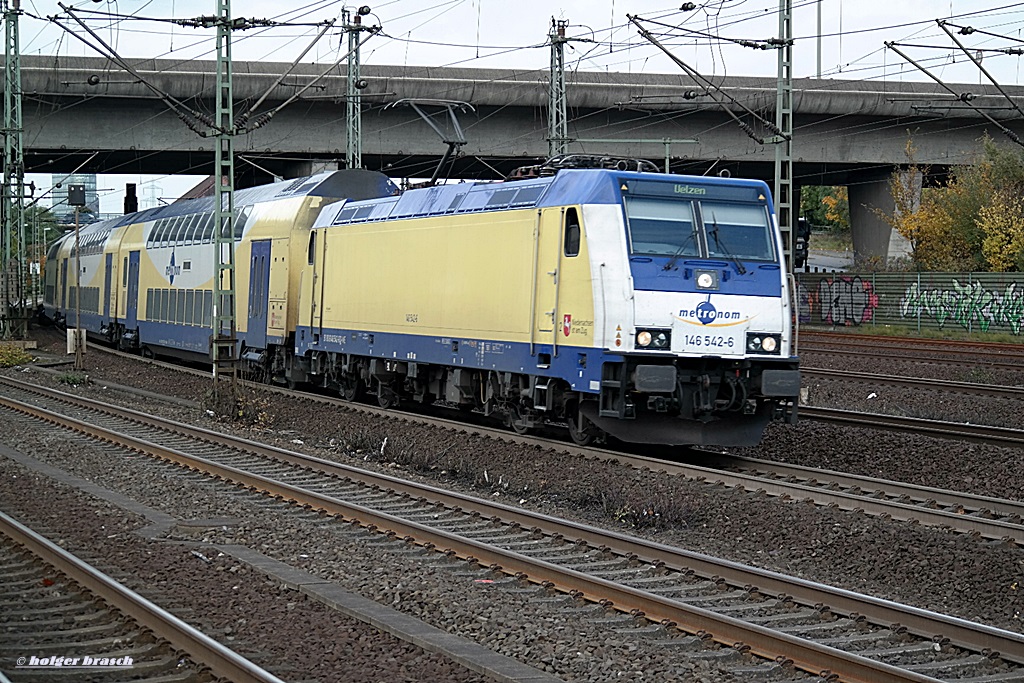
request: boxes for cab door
[308,230,326,340]
[530,208,564,359]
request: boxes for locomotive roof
[314,169,773,228]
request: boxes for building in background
[50,173,99,222]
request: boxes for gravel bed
[799,374,1024,429]
[800,347,1024,387]
[0,410,743,682]
[4,331,1023,642]
[0,453,490,682]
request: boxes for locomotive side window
[564,207,580,257]
[307,231,316,265]
[701,202,774,261]
[624,197,698,257]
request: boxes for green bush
[0,344,34,368]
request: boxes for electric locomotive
[294,159,800,446]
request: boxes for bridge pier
[847,171,915,265]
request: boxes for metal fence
[794,272,1024,337]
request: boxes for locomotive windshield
[702,202,775,261]
[623,197,699,257]
[624,196,775,262]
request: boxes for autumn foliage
[884,136,1024,271]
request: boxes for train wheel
[567,406,600,447]
[339,375,364,402]
[507,405,534,436]
[376,382,399,409]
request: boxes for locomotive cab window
[701,202,774,261]
[624,196,698,257]
[564,207,581,257]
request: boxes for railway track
[62,342,1024,448]
[0,508,283,683]
[798,331,1024,371]
[798,406,1024,447]
[1,376,1022,682]
[802,368,1024,399]
[14,358,1024,539]
[799,331,1024,359]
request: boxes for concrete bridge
[15,55,1024,259]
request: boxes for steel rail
[0,392,944,683]
[799,345,1024,371]
[802,367,1024,398]
[4,375,1022,542]
[2,384,1022,679]
[0,510,286,683]
[800,331,1024,357]
[800,406,1024,446]
[699,452,1024,525]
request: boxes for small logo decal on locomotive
[675,296,751,327]
[695,301,718,325]
[563,314,572,337]
[165,250,180,285]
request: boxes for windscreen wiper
[709,214,747,275]
[662,224,700,271]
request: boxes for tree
[800,185,849,233]
[878,135,1024,271]
[979,190,1024,271]
[820,186,849,233]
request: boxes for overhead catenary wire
[628,13,786,145]
[937,18,1024,121]
[887,41,1022,147]
[18,1,1024,197]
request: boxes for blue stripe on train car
[629,260,783,296]
[138,321,213,354]
[294,327,608,393]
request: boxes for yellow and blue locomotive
[43,163,799,447]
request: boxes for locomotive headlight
[746,332,781,354]
[696,272,714,289]
[636,329,671,349]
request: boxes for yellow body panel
[310,206,596,347]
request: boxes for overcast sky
[20,0,1024,210]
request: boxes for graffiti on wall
[797,276,879,326]
[900,280,1024,334]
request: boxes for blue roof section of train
[322,169,773,227]
[68,170,398,236]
